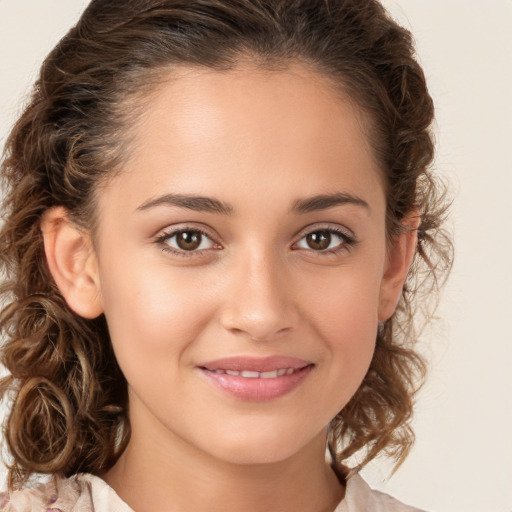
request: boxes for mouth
[198,356,314,401]
[205,367,301,379]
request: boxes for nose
[219,250,299,342]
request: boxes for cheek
[97,258,218,370]
[303,258,382,335]
[320,288,378,375]
[299,260,382,387]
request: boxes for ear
[378,212,420,322]
[41,207,103,319]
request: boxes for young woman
[0,1,451,510]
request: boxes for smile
[208,368,298,378]
[199,356,313,401]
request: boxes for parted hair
[0,0,451,488]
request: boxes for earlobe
[377,212,420,322]
[41,207,103,319]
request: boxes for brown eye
[305,231,332,250]
[164,229,215,252]
[295,228,351,252]
[176,231,202,250]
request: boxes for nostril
[248,326,292,342]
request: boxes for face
[87,64,396,465]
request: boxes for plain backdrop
[0,1,511,511]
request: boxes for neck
[103,415,344,512]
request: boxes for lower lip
[200,366,313,402]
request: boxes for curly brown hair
[0,0,451,488]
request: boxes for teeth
[240,370,260,378]
[260,370,279,378]
[210,368,300,378]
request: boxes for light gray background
[1,1,511,511]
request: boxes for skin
[42,64,418,512]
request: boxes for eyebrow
[137,191,369,215]
[292,192,370,214]
[137,193,234,215]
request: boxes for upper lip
[199,355,312,373]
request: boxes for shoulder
[336,470,427,512]
[0,473,131,512]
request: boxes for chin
[202,423,324,466]
[215,445,299,466]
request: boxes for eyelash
[293,226,357,256]
[155,227,219,258]
[154,225,357,258]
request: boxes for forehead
[99,64,384,218]
[131,63,375,159]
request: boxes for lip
[198,356,313,401]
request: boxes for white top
[0,471,426,511]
